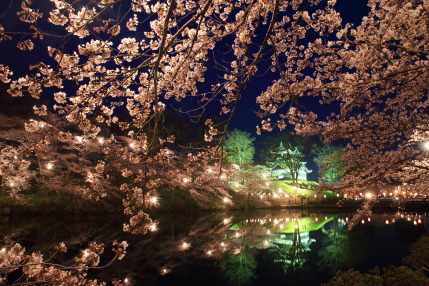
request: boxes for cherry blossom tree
[257,0,429,196]
[0,0,427,227]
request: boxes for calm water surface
[1,210,427,285]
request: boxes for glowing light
[336,193,339,197]
[315,217,318,222]
[206,250,213,256]
[365,192,373,199]
[40,122,45,128]
[234,182,240,188]
[294,223,299,230]
[9,182,15,187]
[181,242,190,250]
[124,278,129,283]
[221,242,225,247]
[76,136,83,143]
[414,220,418,225]
[273,193,279,198]
[266,230,271,234]
[98,137,104,144]
[346,217,349,221]
[1,248,6,253]
[149,196,158,204]
[361,219,365,224]
[183,178,190,183]
[234,232,240,238]
[223,218,231,224]
[129,142,135,148]
[207,168,213,173]
[424,141,429,150]
[418,219,422,224]
[83,250,89,257]
[324,216,328,220]
[149,223,158,232]
[279,224,284,228]
[264,240,269,245]
[385,220,390,224]
[160,268,169,275]
[223,197,230,203]
[46,163,54,170]
[368,217,371,222]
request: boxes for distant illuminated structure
[267,142,312,180]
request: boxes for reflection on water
[0,210,427,285]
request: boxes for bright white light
[46,163,54,170]
[183,178,190,183]
[207,168,213,173]
[1,248,6,253]
[181,242,190,250]
[424,141,429,150]
[98,137,104,144]
[129,142,135,148]
[124,278,129,283]
[76,136,83,143]
[273,193,279,198]
[206,250,212,255]
[9,182,15,187]
[368,217,371,222]
[149,196,158,204]
[223,197,229,203]
[365,192,373,199]
[294,224,299,230]
[385,220,390,224]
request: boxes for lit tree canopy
[223,129,255,167]
[312,143,346,183]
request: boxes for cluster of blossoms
[0,241,128,285]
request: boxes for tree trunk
[0,176,5,195]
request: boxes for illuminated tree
[312,143,346,183]
[223,129,255,167]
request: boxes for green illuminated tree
[313,144,346,183]
[223,130,255,167]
